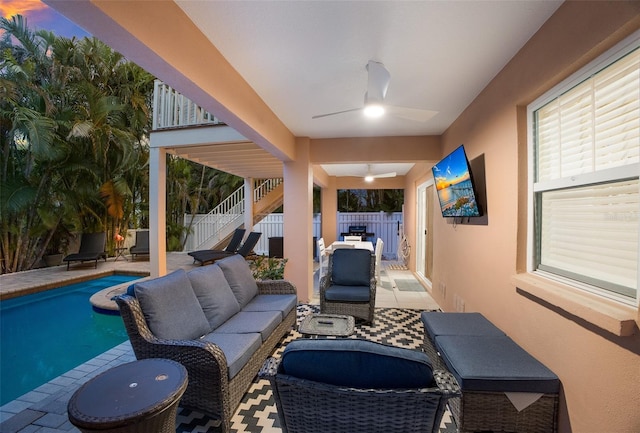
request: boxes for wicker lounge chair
[63,232,107,270]
[319,248,376,324]
[259,338,460,433]
[189,231,261,266]
[188,228,246,265]
[129,230,150,260]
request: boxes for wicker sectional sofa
[420,312,560,433]
[114,254,297,433]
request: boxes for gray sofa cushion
[217,255,258,308]
[324,285,370,302]
[420,312,505,340]
[331,249,371,286]
[242,294,297,319]
[200,332,262,379]
[187,264,241,329]
[281,339,434,389]
[134,269,211,340]
[212,311,282,342]
[435,335,560,394]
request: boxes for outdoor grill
[341,225,375,241]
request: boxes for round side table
[114,247,129,261]
[68,358,188,433]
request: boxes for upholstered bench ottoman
[420,312,505,369]
[435,335,560,433]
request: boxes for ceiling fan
[338,164,396,182]
[312,60,438,122]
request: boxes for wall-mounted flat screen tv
[432,144,481,217]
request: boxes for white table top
[328,241,374,252]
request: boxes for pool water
[0,274,140,405]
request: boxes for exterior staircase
[188,178,283,251]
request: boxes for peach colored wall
[403,3,640,432]
[320,179,338,245]
[283,138,314,302]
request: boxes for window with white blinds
[530,38,639,302]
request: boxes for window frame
[526,30,640,308]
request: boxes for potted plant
[249,255,288,280]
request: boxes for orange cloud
[0,0,47,19]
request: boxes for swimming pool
[0,274,140,405]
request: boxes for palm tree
[0,16,153,271]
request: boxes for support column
[244,178,254,234]
[149,147,167,277]
[321,178,338,245]
[283,138,313,302]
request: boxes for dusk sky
[1,0,90,38]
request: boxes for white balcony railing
[152,80,224,130]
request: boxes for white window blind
[539,179,638,297]
[536,49,640,183]
[532,45,640,301]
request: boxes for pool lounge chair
[190,231,261,266]
[188,228,246,265]
[63,232,107,270]
[129,230,150,260]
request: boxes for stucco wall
[404,2,640,432]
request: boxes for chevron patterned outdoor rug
[176,304,456,433]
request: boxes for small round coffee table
[68,358,188,433]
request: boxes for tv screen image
[432,145,481,217]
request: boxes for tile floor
[0,252,441,432]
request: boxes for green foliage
[0,15,153,271]
[0,14,244,271]
[337,189,404,212]
[166,156,242,250]
[249,255,288,280]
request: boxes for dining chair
[317,238,329,281]
[375,238,384,283]
[344,235,362,242]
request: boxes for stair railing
[190,187,244,250]
[254,178,283,202]
[188,178,284,251]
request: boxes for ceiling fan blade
[366,60,391,103]
[386,105,438,122]
[311,107,362,119]
[373,171,396,178]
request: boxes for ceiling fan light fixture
[364,174,375,182]
[363,103,385,118]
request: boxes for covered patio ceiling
[46,0,562,180]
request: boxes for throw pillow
[216,254,259,308]
[134,269,211,339]
[187,264,241,329]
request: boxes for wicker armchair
[319,248,376,324]
[114,279,296,433]
[259,339,460,433]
